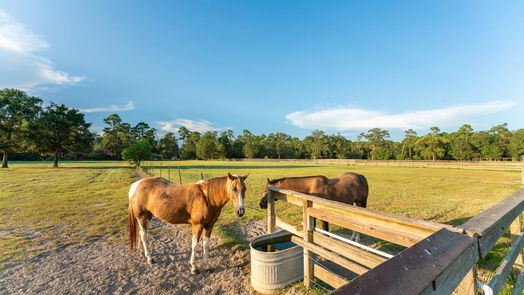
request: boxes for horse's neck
[278,179,310,193]
[205,179,229,208]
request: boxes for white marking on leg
[202,236,210,269]
[350,231,356,241]
[129,179,146,199]
[138,220,153,264]
[355,232,360,243]
[190,235,198,272]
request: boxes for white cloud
[286,100,517,131]
[0,10,84,89]
[78,101,135,113]
[156,119,222,133]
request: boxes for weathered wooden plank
[459,189,524,257]
[303,200,314,288]
[308,207,422,247]
[275,217,301,237]
[330,229,477,295]
[488,231,524,294]
[313,264,349,289]
[291,236,369,275]
[312,231,388,268]
[273,192,303,206]
[268,186,454,236]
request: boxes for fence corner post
[303,199,314,288]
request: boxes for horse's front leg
[190,223,203,274]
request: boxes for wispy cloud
[156,119,222,133]
[78,101,135,113]
[286,100,517,131]
[0,10,84,89]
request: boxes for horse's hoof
[191,269,200,275]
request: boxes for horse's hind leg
[137,214,154,265]
[190,224,203,274]
[202,225,213,271]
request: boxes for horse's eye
[233,187,237,192]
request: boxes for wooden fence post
[510,214,523,268]
[521,167,523,185]
[303,200,314,288]
[267,191,276,234]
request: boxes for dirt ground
[0,219,269,295]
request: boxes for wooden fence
[265,186,524,295]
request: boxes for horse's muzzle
[237,208,245,217]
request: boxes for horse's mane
[203,176,228,197]
[268,175,327,185]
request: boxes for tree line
[1,88,523,168]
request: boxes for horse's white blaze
[235,175,244,209]
[196,180,204,184]
[129,178,146,199]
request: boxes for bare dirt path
[0,219,268,295]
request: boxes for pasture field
[0,160,522,293]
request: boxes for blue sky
[1,1,523,140]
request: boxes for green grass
[1,160,522,291]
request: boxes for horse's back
[332,172,368,206]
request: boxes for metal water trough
[250,230,303,294]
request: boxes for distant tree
[304,130,328,159]
[0,88,42,168]
[450,124,478,160]
[122,139,152,167]
[329,134,351,159]
[401,129,418,159]
[414,134,449,161]
[361,128,390,160]
[180,130,200,159]
[101,114,132,158]
[218,130,235,158]
[430,126,441,136]
[508,129,524,160]
[33,103,93,168]
[196,131,224,160]
[488,123,511,157]
[158,132,179,159]
[239,130,262,158]
[267,132,292,159]
[131,122,150,140]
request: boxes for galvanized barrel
[250,230,303,294]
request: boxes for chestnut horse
[259,172,368,241]
[128,173,248,274]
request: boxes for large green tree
[158,132,179,159]
[361,128,390,160]
[508,129,524,160]
[101,114,132,158]
[414,134,449,161]
[304,130,328,159]
[196,131,224,160]
[0,88,42,168]
[122,139,153,167]
[33,103,93,167]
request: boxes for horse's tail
[128,204,137,254]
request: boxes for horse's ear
[242,172,250,180]
[267,178,271,184]
[227,172,235,180]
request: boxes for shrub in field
[122,139,152,167]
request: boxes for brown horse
[259,172,368,241]
[128,173,248,274]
